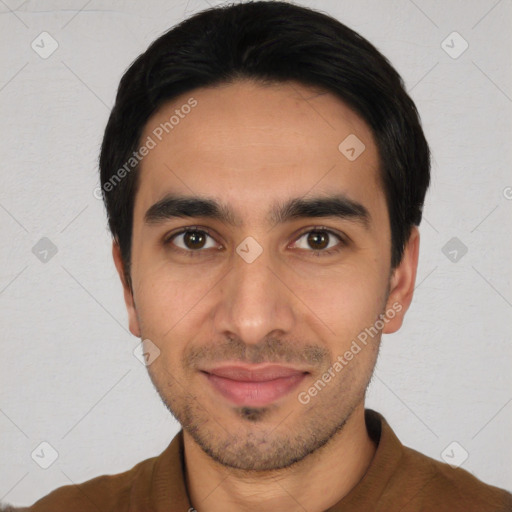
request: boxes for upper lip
[202,364,309,382]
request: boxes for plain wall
[1,0,511,505]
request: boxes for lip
[202,364,309,407]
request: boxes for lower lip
[204,372,307,407]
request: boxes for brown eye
[306,231,330,250]
[166,228,218,253]
[183,230,207,249]
[292,228,344,256]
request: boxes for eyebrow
[144,193,371,229]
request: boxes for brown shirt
[7,409,512,511]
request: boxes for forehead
[134,80,383,225]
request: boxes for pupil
[308,231,328,250]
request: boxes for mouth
[200,364,309,407]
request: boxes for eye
[163,226,346,258]
[291,227,345,256]
[164,227,219,255]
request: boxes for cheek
[310,264,388,336]
[132,265,219,369]
[133,258,209,326]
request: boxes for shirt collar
[144,408,403,511]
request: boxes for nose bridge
[214,237,295,344]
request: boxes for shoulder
[16,453,159,512]
[398,444,512,511]
[365,409,512,512]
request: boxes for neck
[183,403,377,512]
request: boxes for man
[9,1,512,511]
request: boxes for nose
[212,239,296,345]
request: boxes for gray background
[1,0,511,506]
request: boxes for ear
[382,226,420,334]
[112,241,141,338]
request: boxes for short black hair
[99,0,430,285]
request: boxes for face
[113,79,418,471]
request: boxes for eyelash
[163,226,346,258]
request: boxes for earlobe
[382,227,420,334]
[112,241,141,338]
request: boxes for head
[100,1,430,471]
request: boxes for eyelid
[292,225,346,244]
[163,225,348,254]
[164,225,212,240]
[289,226,347,256]
[163,225,215,243]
